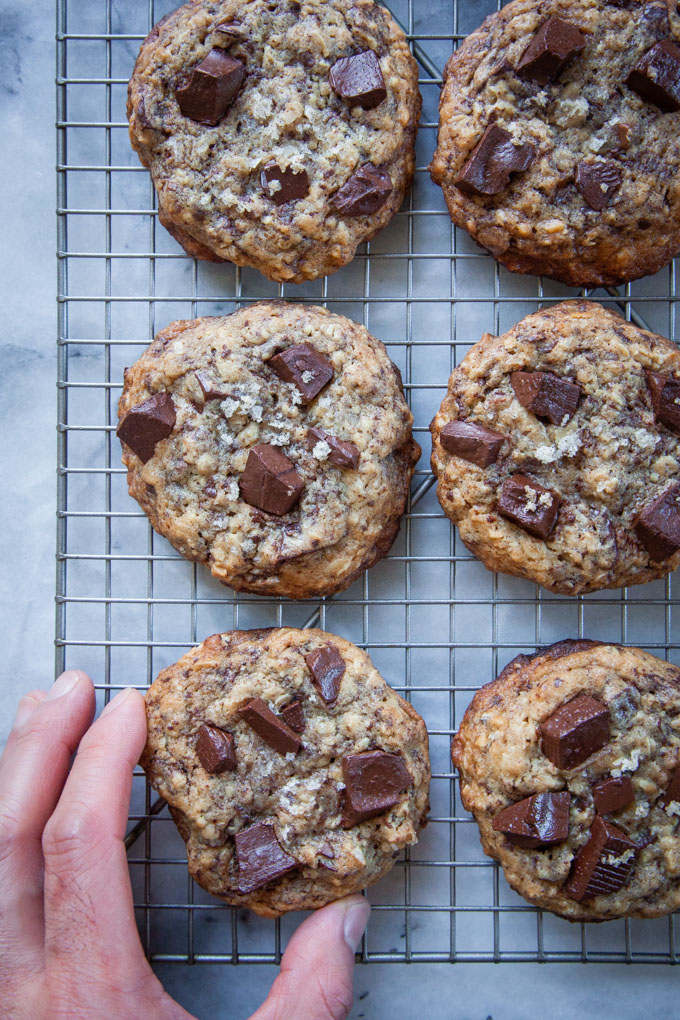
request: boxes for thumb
[252,895,370,1020]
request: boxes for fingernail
[342,898,371,952]
[14,692,46,728]
[100,687,136,717]
[45,670,86,701]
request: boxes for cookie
[141,628,431,916]
[430,300,680,595]
[117,301,419,599]
[452,639,680,922]
[430,0,680,287]
[127,0,420,282]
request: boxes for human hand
[0,671,370,1020]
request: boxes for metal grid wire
[56,0,680,965]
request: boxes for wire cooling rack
[56,0,680,965]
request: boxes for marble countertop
[1,0,678,1015]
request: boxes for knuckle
[316,973,353,1020]
[42,805,102,871]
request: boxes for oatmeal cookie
[127,0,420,282]
[117,301,419,599]
[452,639,680,921]
[430,0,680,287]
[430,300,680,595]
[141,628,430,916]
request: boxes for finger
[12,689,47,729]
[42,687,151,996]
[253,895,370,1020]
[0,671,95,962]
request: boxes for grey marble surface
[2,0,679,1016]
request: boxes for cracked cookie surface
[430,0,680,287]
[118,301,419,599]
[127,0,420,282]
[141,628,430,916]
[453,640,680,922]
[431,300,680,595]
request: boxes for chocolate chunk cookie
[452,640,680,922]
[118,301,419,599]
[141,628,430,916]
[127,0,420,282]
[430,300,680,595]
[430,0,680,287]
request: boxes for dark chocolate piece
[176,49,245,125]
[625,39,680,112]
[661,765,680,808]
[592,776,635,815]
[498,474,561,540]
[440,421,506,467]
[492,791,570,848]
[304,644,346,705]
[239,697,301,755]
[196,724,236,774]
[516,16,586,84]
[318,841,335,859]
[269,343,333,403]
[116,392,176,464]
[574,160,623,211]
[635,483,680,560]
[329,50,386,109]
[307,426,360,469]
[214,21,243,42]
[261,162,310,205]
[235,820,298,893]
[341,750,412,827]
[280,699,305,734]
[646,371,680,434]
[566,816,638,901]
[332,164,393,216]
[195,371,232,402]
[510,371,581,424]
[455,124,534,197]
[239,444,304,516]
[540,694,610,770]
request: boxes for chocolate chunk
[498,474,561,540]
[575,160,623,211]
[196,724,236,774]
[260,162,310,205]
[516,16,586,84]
[455,124,535,197]
[440,420,506,467]
[646,371,680,433]
[635,482,680,560]
[195,371,232,402]
[592,776,635,815]
[116,392,176,464]
[329,50,386,109]
[661,765,680,808]
[332,164,393,216]
[214,21,243,42]
[235,820,298,893]
[239,444,304,516]
[492,791,570,848]
[307,426,360,469]
[341,750,412,827]
[176,49,245,125]
[280,699,305,734]
[566,816,638,901]
[625,39,680,112]
[304,644,346,704]
[540,694,610,770]
[318,841,335,859]
[239,697,301,755]
[510,371,581,424]
[269,343,333,403]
